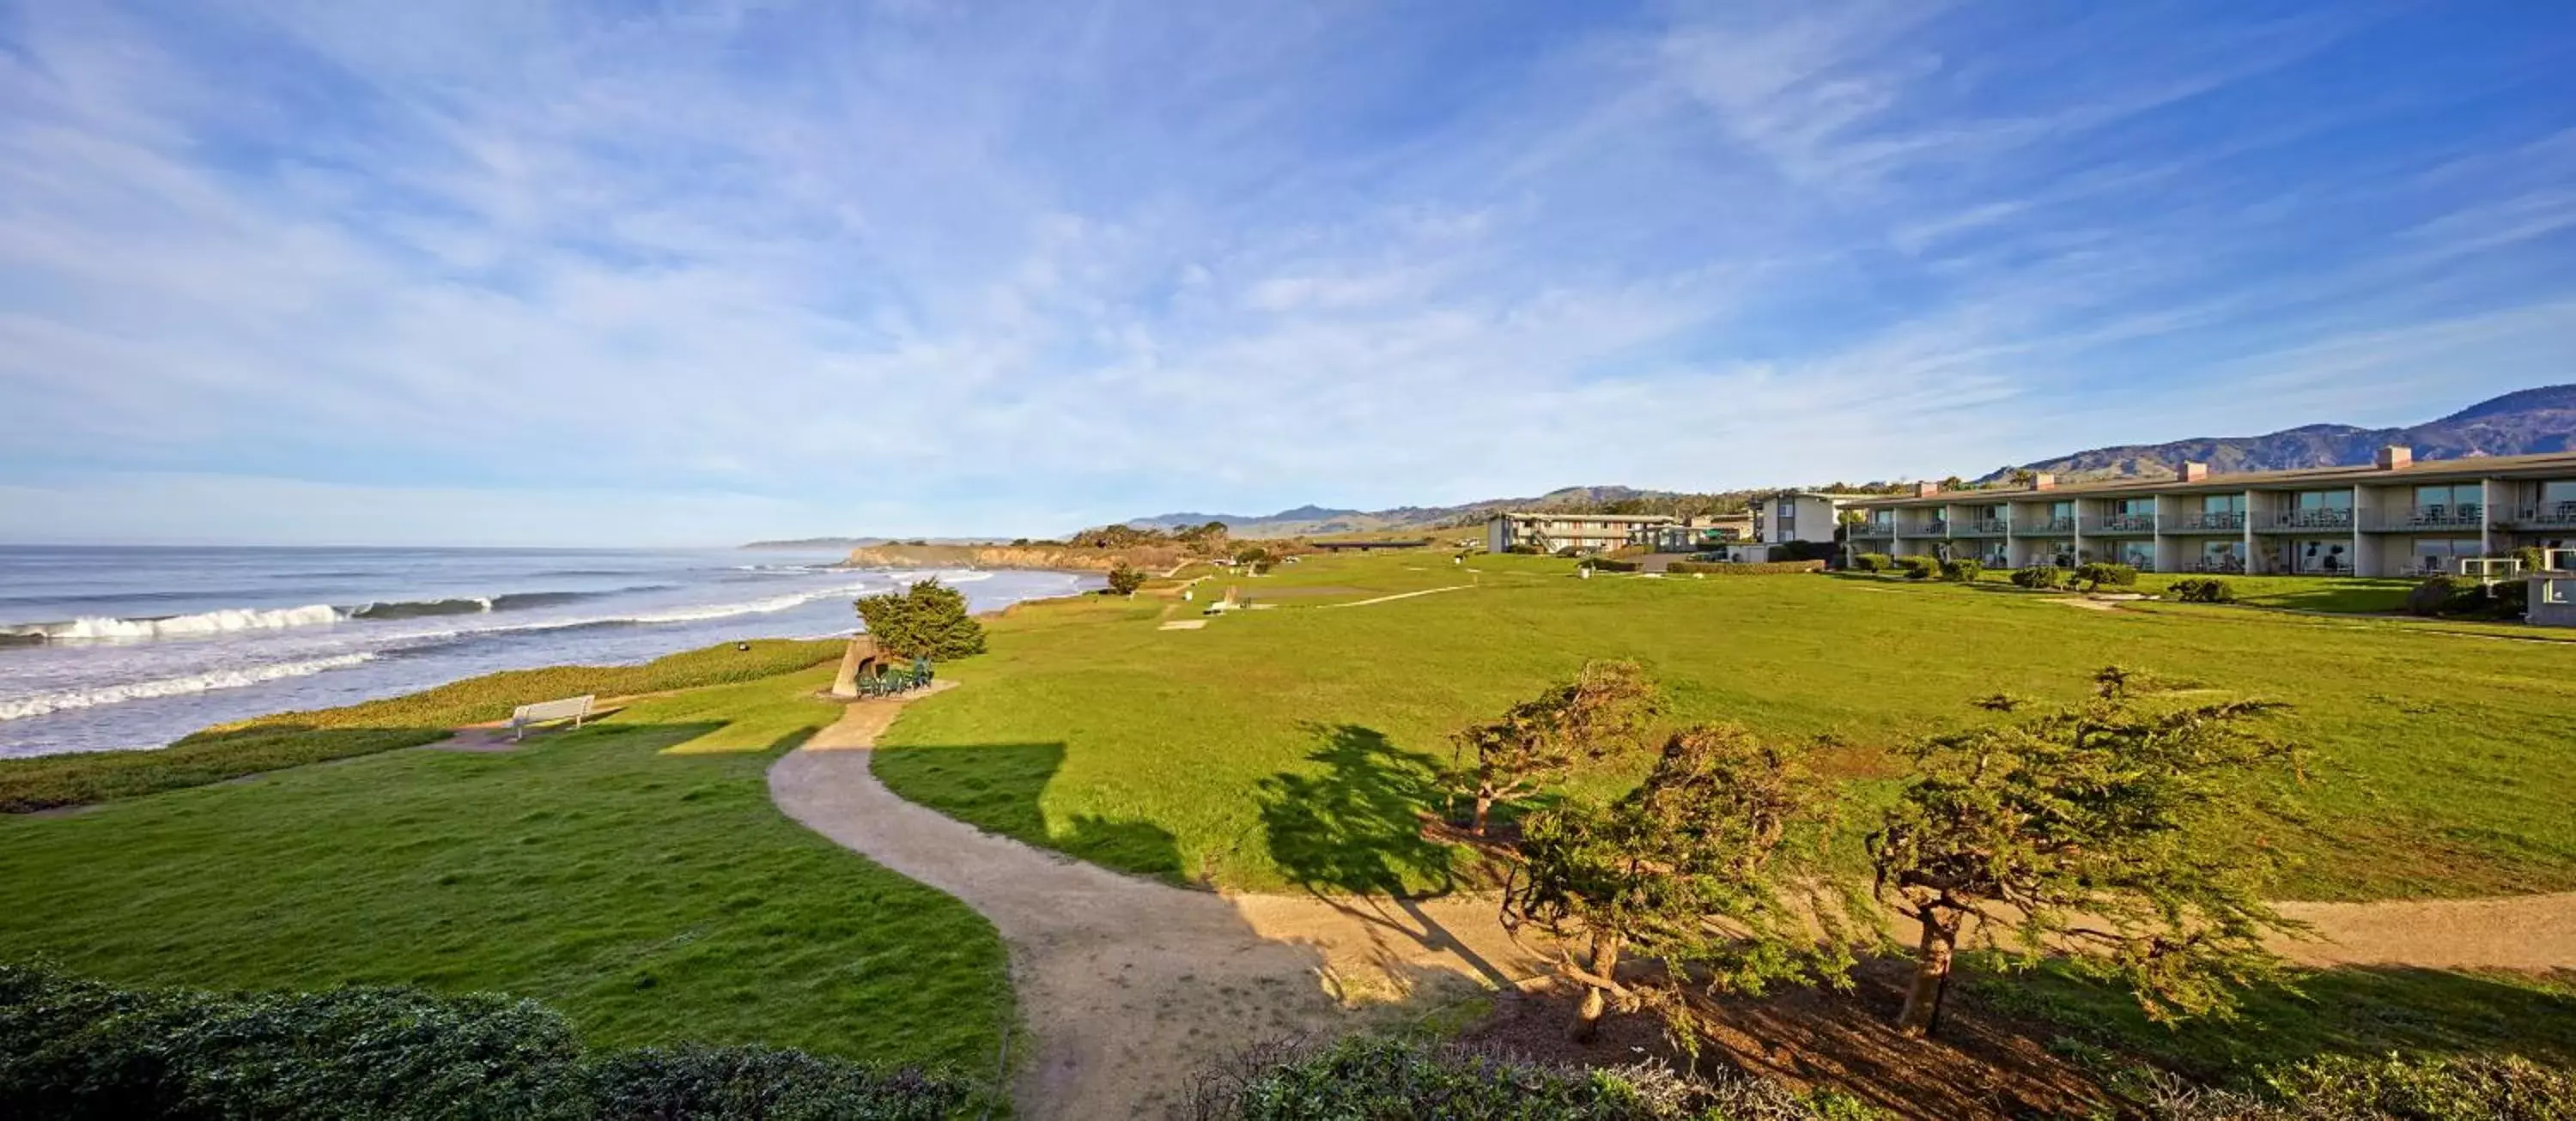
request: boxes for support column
[2243,489,2258,575]
[2482,478,2500,558]
[2072,499,2087,565]
[2350,485,2376,578]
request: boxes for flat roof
[1850,451,2576,508]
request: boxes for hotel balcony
[2253,508,2354,532]
[2082,513,2156,535]
[2160,511,2245,534]
[1852,524,1896,540]
[1897,518,1947,536]
[1952,518,2010,536]
[2022,516,2076,534]
[2507,502,2576,529]
[2361,505,2488,532]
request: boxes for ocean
[0,546,1096,758]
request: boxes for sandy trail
[769,689,1546,1121]
[770,691,2576,1118]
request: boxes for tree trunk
[1896,908,1963,1039]
[1570,931,1624,1042]
[1471,793,1494,837]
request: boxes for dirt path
[768,692,1548,1121]
[770,692,2576,1118]
[1319,584,1474,609]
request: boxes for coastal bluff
[842,542,1182,573]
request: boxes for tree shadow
[870,741,1186,882]
[1255,724,1455,897]
[1971,958,2576,1079]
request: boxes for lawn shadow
[1973,958,2576,1079]
[1255,723,1455,897]
[870,741,1186,882]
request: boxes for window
[2543,480,2576,505]
[2413,484,2480,511]
[2295,539,2349,574]
[2413,537,2483,574]
[2202,494,2245,514]
[2295,489,2353,510]
[2113,497,2155,515]
[2049,500,2074,519]
[2118,542,2155,569]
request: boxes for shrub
[1853,553,1893,573]
[2168,578,2235,603]
[1667,560,1826,575]
[1894,555,1939,580]
[854,579,987,660]
[1185,1035,1880,1121]
[0,961,972,1120]
[2073,562,2139,591]
[1939,559,1984,583]
[2408,576,2527,620]
[2143,1052,2576,1121]
[2010,567,2064,590]
[1105,565,1146,596]
[1768,540,1837,563]
[1585,557,1639,573]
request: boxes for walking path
[1319,584,1475,609]
[769,690,2576,1119]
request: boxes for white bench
[509,695,595,741]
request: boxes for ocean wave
[6,603,346,643]
[349,597,490,621]
[0,653,378,722]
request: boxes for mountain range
[1125,385,2576,538]
[1974,384,2576,482]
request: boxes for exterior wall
[2531,577,2576,627]
[1486,518,1510,555]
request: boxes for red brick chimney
[2376,445,2413,470]
[2177,462,2208,482]
[2030,473,2057,491]
[1913,481,1941,498]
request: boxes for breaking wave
[0,653,379,722]
[6,604,345,643]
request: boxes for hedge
[1852,553,1893,573]
[1894,555,1940,580]
[1939,559,1984,583]
[1666,560,1826,576]
[0,639,847,814]
[1184,1035,1876,1121]
[2406,575,2527,620]
[1584,557,1640,573]
[2073,561,2139,591]
[2010,567,2065,590]
[2167,578,2235,603]
[0,961,970,1120]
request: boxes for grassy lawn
[875,550,2576,900]
[0,662,1013,1086]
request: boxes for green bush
[0,961,969,1120]
[1105,565,1147,596]
[1185,1035,1882,1121]
[854,579,987,660]
[1939,559,1984,583]
[2145,1052,2576,1121]
[1768,540,1837,563]
[2073,562,2139,591]
[0,639,846,814]
[2168,578,2235,603]
[1894,555,1940,580]
[1585,557,1640,573]
[1666,560,1826,575]
[2010,567,2065,590]
[2408,576,2528,620]
[1853,553,1893,573]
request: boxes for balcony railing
[1899,519,1947,536]
[2161,512,2245,533]
[2363,505,2487,532]
[2254,508,2354,532]
[2084,513,2156,534]
[2509,502,2576,529]
[1853,523,1896,538]
[2184,556,2250,574]
[2024,516,2076,534]
[1953,518,2010,536]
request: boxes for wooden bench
[509,695,595,741]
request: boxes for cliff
[842,542,1186,573]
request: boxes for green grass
[875,551,2576,900]
[0,662,1013,1087]
[1968,956,2576,1082]
[0,639,845,812]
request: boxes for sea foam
[0,653,378,722]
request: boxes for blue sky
[2,1,2573,545]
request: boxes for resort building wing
[1845,447,2576,578]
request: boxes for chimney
[2177,462,2208,483]
[2030,473,2057,491]
[2376,445,2413,470]
[1914,481,1941,498]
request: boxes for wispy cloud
[0,0,2572,543]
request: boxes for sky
[2,1,2573,546]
